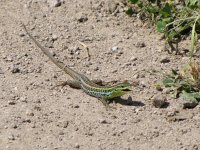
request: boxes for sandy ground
[0,0,200,149]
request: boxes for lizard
[22,23,132,109]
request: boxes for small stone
[162,88,171,94]
[63,121,69,128]
[74,105,79,108]
[130,56,137,61]
[11,65,20,73]
[135,108,143,114]
[8,134,15,140]
[19,96,27,102]
[26,110,34,116]
[52,34,58,41]
[140,81,146,87]
[6,56,13,62]
[160,56,170,63]
[19,32,25,37]
[111,46,119,52]
[111,69,117,73]
[180,97,198,109]
[133,74,139,79]
[58,131,64,135]
[77,13,88,23]
[8,100,16,105]
[99,119,107,124]
[152,94,168,108]
[75,143,80,148]
[135,42,146,48]
[124,62,132,66]
[93,67,99,71]
[10,123,18,129]
[31,123,36,128]
[12,124,18,129]
[47,0,63,7]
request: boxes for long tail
[22,23,80,81]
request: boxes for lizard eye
[120,85,126,88]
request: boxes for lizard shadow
[110,96,145,107]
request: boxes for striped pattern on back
[81,82,113,98]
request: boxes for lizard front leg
[98,98,116,110]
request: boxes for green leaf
[191,92,200,101]
[181,91,198,102]
[172,69,178,76]
[190,17,198,58]
[188,0,197,6]
[160,3,172,17]
[157,20,167,32]
[167,30,177,41]
[163,17,172,24]
[129,0,139,4]
[162,77,174,87]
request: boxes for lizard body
[22,24,131,108]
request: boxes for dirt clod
[152,94,168,108]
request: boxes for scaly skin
[22,24,132,108]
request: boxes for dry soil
[0,0,200,150]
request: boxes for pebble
[133,74,139,79]
[52,34,58,41]
[11,124,18,129]
[152,94,168,108]
[135,108,143,114]
[180,98,198,109]
[8,134,15,140]
[135,42,146,48]
[6,56,13,62]
[111,69,117,73]
[160,56,170,63]
[11,65,20,73]
[19,96,27,103]
[162,88,171,94]
[73,105,80,108]
[140,81,146,87]
[93,67,99,71]
[77,13,88,23]
[99,119,108,124]
[26,110,34,116]
[130,56,137,61]
[19,32,25,37]
[111,46,119,52]
[63,121,69,128]
[47,0,62,7]
[8,100,16,105]
[116,51,123,56]
[58,131,64,135]
[83,61,92,67]
[75,143,80,148]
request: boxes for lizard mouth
[122,89,132,92]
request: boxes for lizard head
[109,82,132,98]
